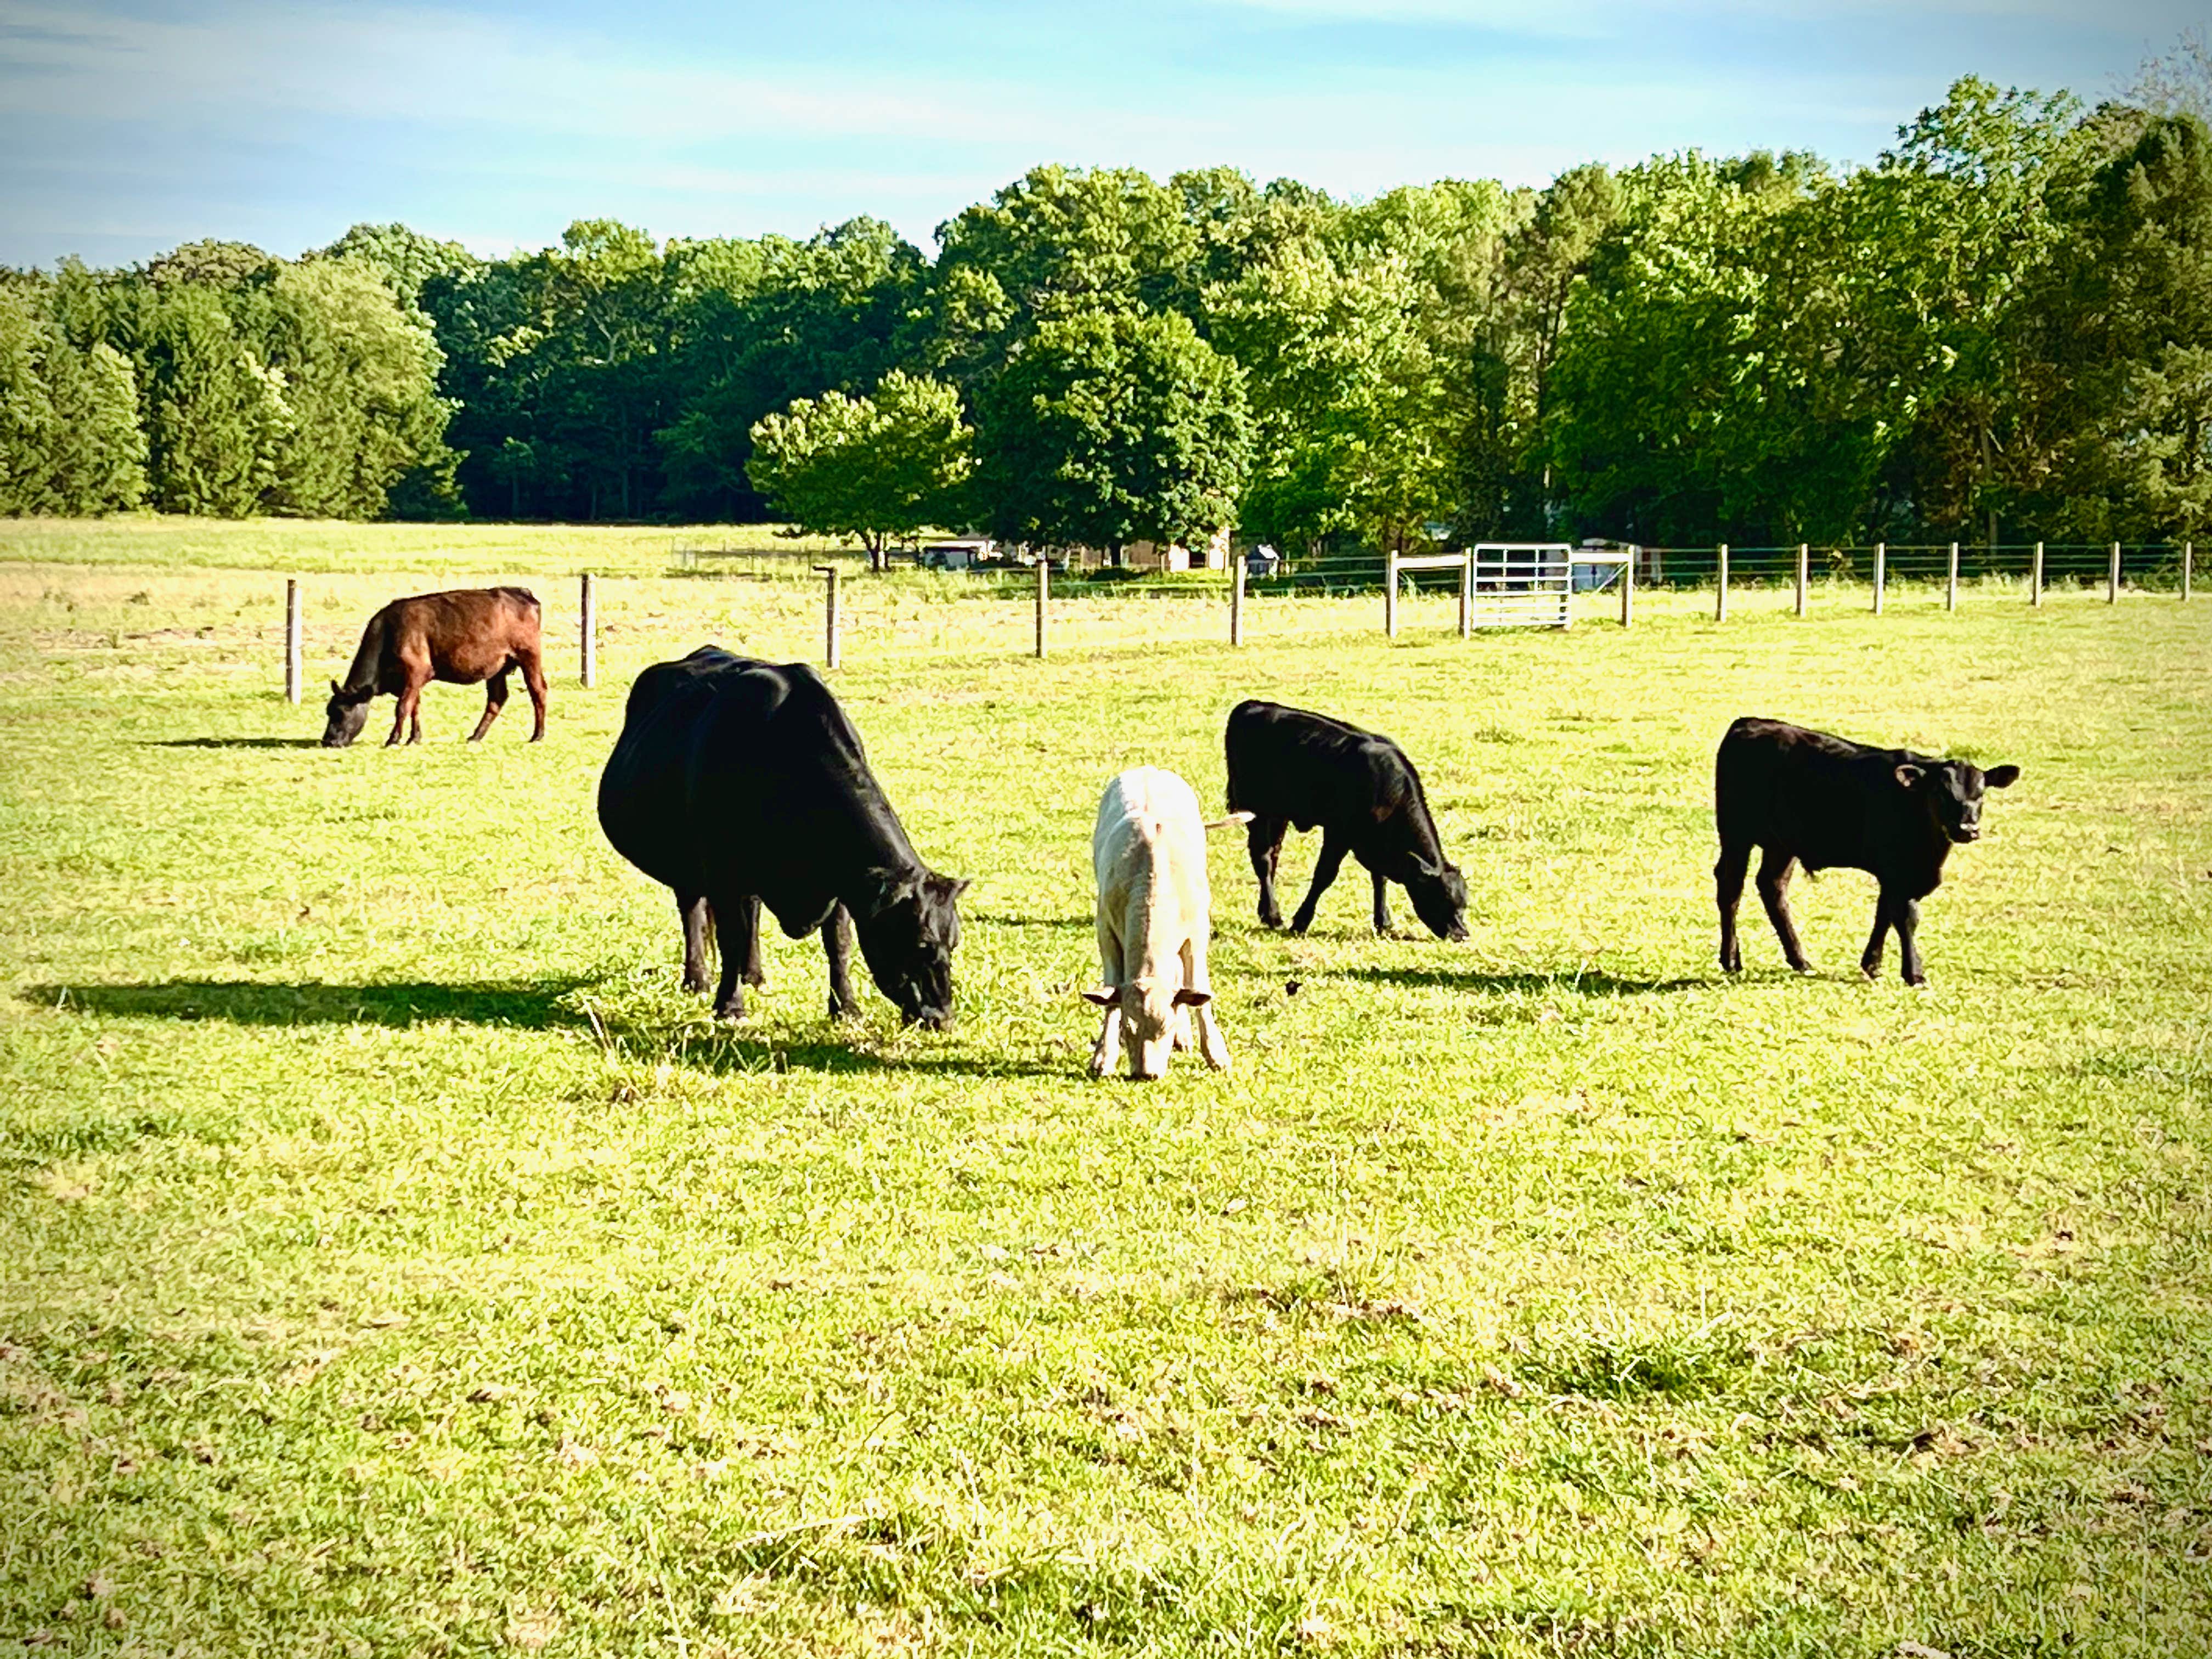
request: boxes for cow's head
[321,681,373,748]
[1895,759,2021,844]
[1406,855,1472,940]
[853,866,968,1030]
[1084,978,1209,1081]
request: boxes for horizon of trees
[3,63,2209,551]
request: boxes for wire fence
[4,538,2192,706]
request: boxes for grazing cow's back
[322,586,547,747]
[1085,766,1235,1080]
[1223,699,1469,939]
[1714,715,2019,985]
[597,648,967,1029]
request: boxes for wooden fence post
[1794,544,1809,617]
[1872,542,1886,614]
[814,565,840,668]
[2185,541,2193,602]
[284,578,302,705]
[1231,555,1245,647]
[1384,550,1400,639]
[1620,551,1634,629]
[1946,541,1959,612]
[1714,543,1729,623]
[2032,541,2044,607]
[1456,550,1472,637]
[579,573,596,688]
[2108,541,2120,603]
[1035,558,1050,658]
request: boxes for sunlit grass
[2,538,2209,1656]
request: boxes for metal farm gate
[1385,543,1575,636]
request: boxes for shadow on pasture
[671,1029,1070,1081]
[1339,965,1709,997]
[972,911,1092,933]
[25,977,592,1030]
[149,737,325,750]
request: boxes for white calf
[1085,766,1244,1081]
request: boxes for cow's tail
[1205,811,1255,832]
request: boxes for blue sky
[0,0,2198,268]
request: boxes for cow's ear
[329,679,343,697]
[947,876,973,898]
[1408,853,1438,878]
[1173,988,1213,1007]
[1983,764,2020,789]
[1081,987,1120,1007]
[1894,764,1925,791]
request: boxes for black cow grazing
[1223,699,1470,939]
[597,648,969,1029]
[323,587,548,748]
[1714,716,2020,985]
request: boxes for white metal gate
[1469,543,1573,629]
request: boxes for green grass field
[3,523,2209,1657]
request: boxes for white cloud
[0,2,1003,142]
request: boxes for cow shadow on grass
[25,977,592,1030]
[1338,965,1708,997]
[24,978,1071,1080]
[150,737,326,750]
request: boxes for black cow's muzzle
[1951,826,1981,843]
[905,1005,953,1032]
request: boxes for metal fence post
[1035,558,1049,658]
[2032,541,2044,607]
[579,573,596,688]
[1384,550,1399,639]
[814,565,840,668]
[1794,544,1808,617]
[1457,550,1472,638]
[2108,541,2120,603]
[1872,542,1886,615]
[1230,556,1245,647]
[1946,541,1959,612]
[1620,551,1634,629]
[284,578,302,705]
[1715,543,1729,623]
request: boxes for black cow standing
[598,649,969,1029]
[1223,699,1470,939]
[1714,716,2019,985]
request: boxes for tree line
[2,74,2207,550]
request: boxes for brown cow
[321,587,549,748]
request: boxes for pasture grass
[3,543,2209,1657]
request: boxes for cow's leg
[1184,936,1230,1072]
[518,647,549,742]
[677,892,712,994]
[1289,831,1351,935]
[1714,839,1752,972]
[821,904,857,1020]
[1089,916,1125,1079]
[710,893,758,1019]
[1755,848,1812,974]
[468,672,509,743]
[737,895,766,987]
[1372,869,1393,935]
[1893,896,1927,986]
[1246,816,1288,929]
[1859,891,1894,981]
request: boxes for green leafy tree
[0,287,56,514]
[34,335,146,513]
[137,285,292,516]
[313,223,479,310]
[1209,238,1453,554]
[747,370,974,562]
[974,309,1249,559]
[257,260,456,519]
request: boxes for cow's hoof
[712,1002,746,1022]
[1789,961,1816,976]
[680,976,709,995]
